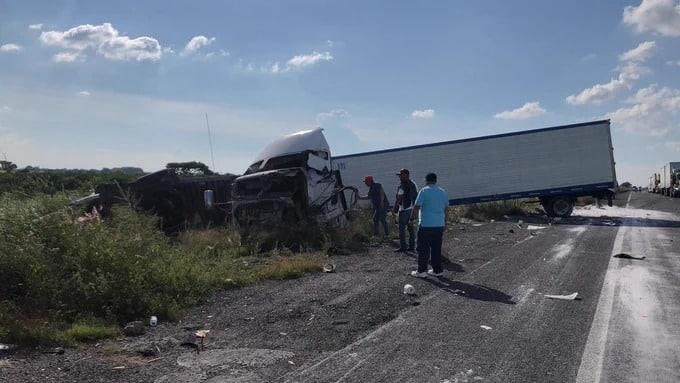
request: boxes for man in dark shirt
[363,176,389,237]
[393,168,418,252]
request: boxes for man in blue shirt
[409,172,449,277]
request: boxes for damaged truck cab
[231,129,356,230]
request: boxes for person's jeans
[417,226,444,273]
[373,208,388,236]
[398,210,415,250]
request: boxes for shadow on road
[423,277,515,305]
[442,257,465,272]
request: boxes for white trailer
[659,162,680,197]
[332,120,617,217]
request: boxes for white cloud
[566,62,647,105]
[607,85,680,136]
[623,0,680,37]
[1,105,11,112]
[287,51,333,69]
[53,51,81,63]
[40,22,161,62]
[268,51,334,74]
[494,101,546,120]
[181,35,215,56]
[411,109,435,120]
[619,41,656,62]
[0,43,23,53]
[567,41,657,106]
[665,141,680,151]
[77,91,91,97]
[667,60,680,66]
[316,109,350,122]
[28,23,43,30]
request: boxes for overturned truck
[231,129,358,232]
[72,169,238,233]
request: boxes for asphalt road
[284,191,680,383]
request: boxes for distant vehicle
[659,162,680,197]
[333,120,617,218]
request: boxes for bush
[0,194,322,345]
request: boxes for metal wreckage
[72,129,358,233]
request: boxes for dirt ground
[1,215,549,383]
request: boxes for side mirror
[204,189,215,210]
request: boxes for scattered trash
[195,329,210,338]
[613,253,646,260]
[403,284,416,295]
[0,343,17,355]
[472,223,483,227]
[322,263,335,273]
[530,232,537,236]
[602,220,617,226]
[123,321,146,336]
[112,366,126,370]
[544,292,579,300]
[480,325,492,330]
[150,316,158,327]
[490,219,495,223]
[288,360,296,365]
[279,332,288,336]
[526,225,545,230]
[146,357,164,364]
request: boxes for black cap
[396,168,410,176]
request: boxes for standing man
[393,168,418,252]
[363,176,389,238]
[409,172,448,277]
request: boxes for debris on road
[613,253,646,260]
[322,263,336,273]
[544,292,579,300]
[480,325,492,330]
[526,225,546,230]
[123,321,146,336]
[403,284,416,295]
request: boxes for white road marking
[575,192,629,383]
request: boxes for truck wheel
[544,197,574,218]
[541,200,555,217]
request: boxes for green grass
[64,323,120,343]
[0,194,330,346]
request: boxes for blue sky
[1,0,679,185]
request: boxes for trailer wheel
[543,197,574,218]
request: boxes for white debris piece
[403,284,416,295]
[544,292,578,300]
[526,225,546,230]
[480,325,492,330]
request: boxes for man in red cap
[363,176,389,238]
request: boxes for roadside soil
[1,212,558,383]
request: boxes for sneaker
[427,270,443,277]
[410,271,428,278]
